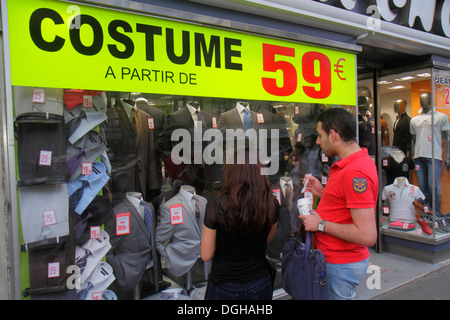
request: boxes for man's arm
[299,207,377,247]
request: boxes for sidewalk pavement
[356,248,450,300]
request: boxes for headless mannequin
[411,92,450,213]
[393,99,412,155]
[397,177,407,189]
[126,192,144,218]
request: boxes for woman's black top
[204,195,279,285]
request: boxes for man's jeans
[414,157,442,214]
[326,258,369,300]
[207,274,272,300]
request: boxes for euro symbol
[334,58,346,80]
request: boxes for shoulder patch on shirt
[352,177,367,193]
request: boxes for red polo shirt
[315,149,378,264]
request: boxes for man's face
[316,122,335,157]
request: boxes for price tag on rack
[43,209,57,226]
[83,95,93,107]
[48,262,60,278]
[32,88,45,103]
[39,150,52,166]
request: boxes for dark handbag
[281,231,328,300]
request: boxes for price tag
[43,209,57,226]
[116,212,130,236]
[272,188,281,205]
[321,176,328,185]
[90,226,101,239]
[48,262,60,278]
[257,113,265,123]
[415,165,420,171]
[383,159,388,167]
[32,88,45,103]
[294,106,299,115]
[39,150,52,166]
[83,95,93,107]
[321,153,328,162]
[297,133,302,142]
[148,118,155,129]
[170,204,184,225]
[383,206,390,214]
[424,206,429,213]
[81,162,93,175]
[92,292,102,300]
[212,116,217,128]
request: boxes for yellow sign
[7,0,356,105]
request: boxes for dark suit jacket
[105,198,155,291]
[159,106,213,157]
[105,104,150,197]
[136,100,166,193]
[217,106,262,133]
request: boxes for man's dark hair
[317,108,357,142]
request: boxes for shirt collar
[332,148,369,169]
[236,102,249,114]
[393,177,410,187]
[179,185,196,202]
[186,103,199,116]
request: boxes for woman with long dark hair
[201,151,279,300]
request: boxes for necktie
[284,183,293,211]
[140,201,153,239]
[243,107,252,131]
[75,249,91,274]
[141,201,153,266]
[195,109,206,129]
[77,282,93,300]
[132,107,143,147]
[193,195,201,222]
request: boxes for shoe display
[416,217,432,235]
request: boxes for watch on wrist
[318,220,326,233]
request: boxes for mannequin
[217,101,261,133]
[357,96,375,155]
[410,92,450,214]
[393,99,412,155]
[105,190,157,298]
[105,99,152,203]
[267,174,295,260]
[156,184,207,280]
[382,177,424,225]
[382,148,414,185]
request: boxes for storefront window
[13,85,357,298]
[361,67,450,241]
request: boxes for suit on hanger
[156,190,207,277]
[159,105,213,156]
[105,103,150,199]
[105,198,156,292]
[136,99,166,197]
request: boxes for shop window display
[13,85,356,299]
[361,68,450,241]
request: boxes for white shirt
[410,110,450,160]
[382,178,425,223]
[280,177,293,197]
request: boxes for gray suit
[156,190,206,277]
[105,198,155,291]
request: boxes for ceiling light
[378,80,392,85]
[395,76,416,81]
[388,85,406,90]
[416,72,431,77]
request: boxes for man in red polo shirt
[300,108,378,300]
